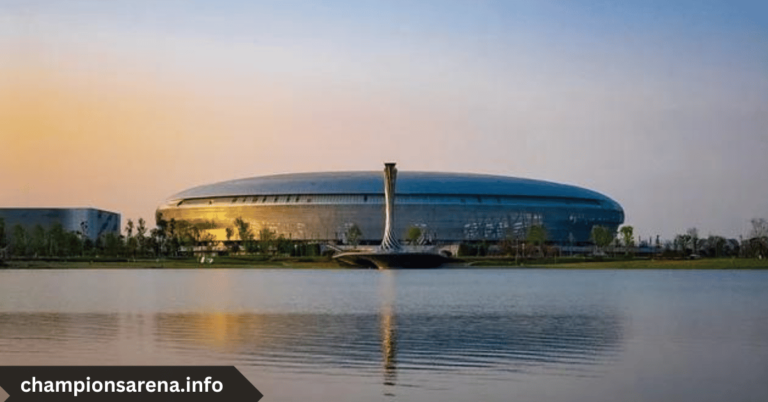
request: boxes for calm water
[1,268,767,401]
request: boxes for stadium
[156,171,624,246]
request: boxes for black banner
[0,366,262,402]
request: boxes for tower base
[333,251,454,269]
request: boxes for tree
[125,219,137,258]
[687,227,699,254]
[526,224,547,257]
[619,225,634,255]
[168,218,177,240]
[29,225,46,257]
[136,218,148,257]
[200,232,217,254]
[500,228,522,258]
[674,234,684,254]
[234,217,253,240]
[222,227,234,253]
[149,228,164,256]
[276,234,292,255]
[750,218,768,238]
[178,223,200,254]
[102,232,123,257]
[405,225,422,245]
[64,231,83,257]
[48,222,66,257]
[126,236,139,259]
[675,233,691,256]
[706,235,727,258]
[259,227,276,254]
[233,217,254,252]
[345,224,362,247]
[154,213,169,256]
[155,213,167,236]
[9,224,20,256]
[125,219,135,239]
[745,219,768,258]
[11,224,28,257]
[591,225,615,255]
[158,217,180,256]
[0,217,6,251]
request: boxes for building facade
[156,171,623,245]
[0,208,121,241]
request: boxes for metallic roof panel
[168,171,622,211]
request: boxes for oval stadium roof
[169,172,622,210]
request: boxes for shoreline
[463,257,768,269]
[0,256,341,269]
[2,257,768,270]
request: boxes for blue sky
[1,0,767,239]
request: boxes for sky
[1,0,766,240]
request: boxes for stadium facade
[156,171,623,245]
[0,208,121,241]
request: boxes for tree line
[460,218,768,260]
[0,215,215,259]
[0,216,164,259]
[229,216,319,256]
[0,218,87,258]
[1,215,766,260]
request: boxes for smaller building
[0,208,121,241]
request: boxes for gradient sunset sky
[1,0,766,239]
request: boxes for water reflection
[0,309,623,389]
[3,270,768,402]
[155,310,623,377]
[0,312,119,345]
[380,272,398,388]
[0,312,122,364]
[0,270,623,382]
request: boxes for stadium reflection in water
[0,305,623,390]
[149,310,623,379]
[380,271,398,388]
[3,270,768,401]
[0,272,624,397]
[147,277,623,391]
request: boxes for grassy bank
[1,256,342,269]
[3,256,768,269]
[467,257,768,269]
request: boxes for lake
[1,268,767,401]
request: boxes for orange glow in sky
[2,1,767,238]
